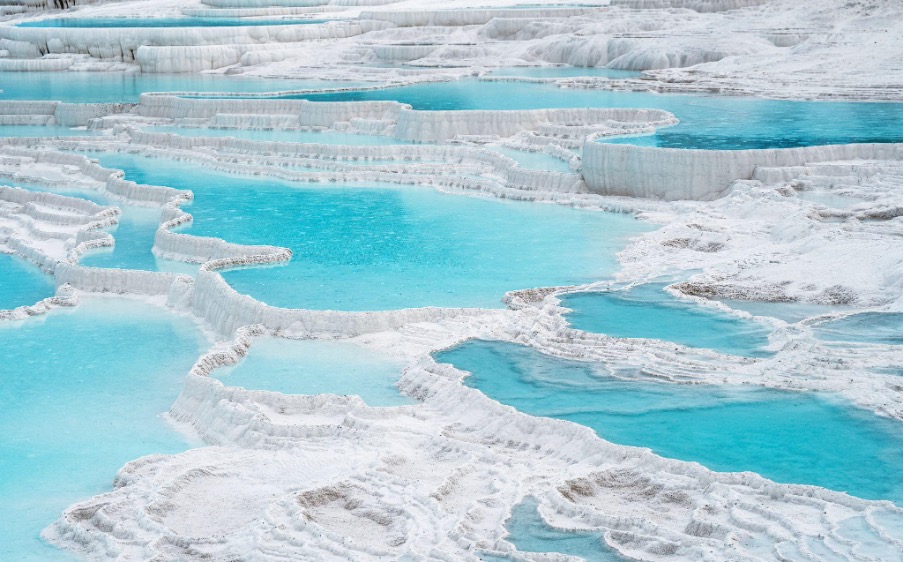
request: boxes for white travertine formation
[359,7,600,27]
[582,140,904,201]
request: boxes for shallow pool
[91,153,650,311]
[0,72,359,103]
[212,337,412,406]
[560,284,775,357]
[503,497,622,561]
[282,80,903,150]
[435,340,903,503]
[17,17,332,27]
[813,312,903,346]
[0,252,56,310]
[0,297,209,561]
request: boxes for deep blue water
[212,337,412,406]
[276,80,902,150]
[435,340,903,503]
[17,17,330,27]
[0,253,56,310]
[90,152,650,311]
[0,298,209,561]
[560,284,774,357]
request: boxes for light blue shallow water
[283,80,903,150]
[813,312,903,346]
[17,17,332,27]
[560,284,775,357]
[0,253,56,310]
[435,340,903,503]
[90,152,650,311]
[0,72,360,103]
[9,181,192,273]
[0,297,209,561]
[502,497,623,561]
[212,337,412,406]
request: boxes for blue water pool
[0,253,56,310]
[276,80,902,150]
[434,340,903,503]
[813,312,903,346]
[10,182,191,273]
[560,284,775,357]
[503,497,622,561]
[212,337,412,406]
[0,72,360,103]
[89,152,650,311]
[0,297,210,561]
[17,17,331,27]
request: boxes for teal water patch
[718,299,845,324]
[90,153,650,311]
[0,297,209,561]
[0,72,360,103]
[278,80,902,150]
[212,337,411,406]
[560,284,774,357]
[813,312,903,346]
[0,253,55,310]
[18,17,332,27]
[486,144,573,172]
[145,125,405,146]
[503,497,623,561]
[434,340,903,503]
[10,182,191,273]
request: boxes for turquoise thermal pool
[211,337,412,406]
[0,252,56,310]
[285,80,904,150]
[0,72,361,103]
[90,152,650,311]
[0,297,210,561]
[501,497,622,561]
[559,284,775,357]
[812,312,903,346]
[434,340,903,503]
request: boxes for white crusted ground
[0,0,901,561]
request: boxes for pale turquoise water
[9,182,189,273]
[89,152,650,310]
[502,497,623,561]
[560,284,774,357]
[212,337,412,406]
[0,297,209,561]
[0,253,56,310]
[0,72,359,103]
[813,312,903,346]
[17,17,331,27]
[283,80,903,150]
[435,340,903,503]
